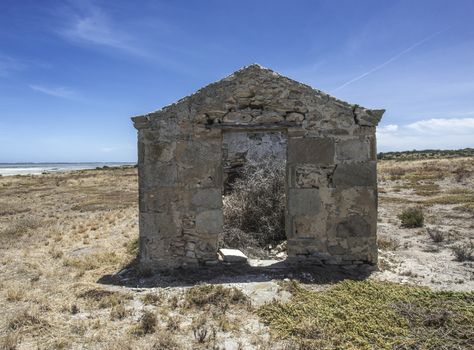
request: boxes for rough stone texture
[333,162,377,188]
[288,138,335,165]
[132,64,384,269]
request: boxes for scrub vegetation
[1,152,473,349]
[259,280,474,350]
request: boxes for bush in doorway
[222,158,286,250]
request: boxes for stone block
[178,162,221,188]
[196,240,218,260]
[223,111,253,123]
[254,111,284,123]
[354,107,385,127]
[176,140,221,164]
[334,187,377,217]
[327,243,349,255]
[145,142,176,162]
[288,137,335,165]
[286,238,329,257]
[336,138,370,161]
[333,162,376,188]
[336,214,370,238]
[286,112,305,122]
[288,189,321,216]
[293,164,335,189]
[191,188,222,211]
[293,215,327,240]
[143,162,177,187]
[139,212,180,239]
[141,187,177,212]
[196,210,223,234]
[218,248,248,263]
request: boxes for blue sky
[1,0,473,162]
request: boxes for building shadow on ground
[97,258,375,288]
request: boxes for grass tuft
[451,242,474,262]
[150,330,181,349]
[0,216,42,241]
[7,310,50,334]
[398,207,424,228]
[130,310,156,336]
[425,193,474,206]
[185,284,249,310]
[0,333,19,350]
[142,292,162,306]
[77,288,130,309]
[427,227,445,243]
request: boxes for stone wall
[132,64,384,269]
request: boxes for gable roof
[132,64,384,129]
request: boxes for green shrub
[398,207,424,228]
[259,280,474,350]
[451,242,474,262]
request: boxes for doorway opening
[219,131,288,260]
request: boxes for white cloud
[377,124,399,133]
[61,7,146,56]
[377,118,474,151]
[29,84,78,99]
[406,118,474,134]
[0,54,27,77]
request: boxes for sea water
[0,162,135,176]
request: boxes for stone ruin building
[132,64,384,270]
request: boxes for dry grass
[63,251,124,272]
[185,284,249,310]
[7,309,50,334]
[142,292,162,306]
[1,157,473,349]
[427,227,446,243]
[456,202,474,214]
[412,182,440,196]
[130,310,157,336]
[0,332,19,350]
[0,167,140,348]
[424,193,474,206]
[0,216,42,241]
[77,288,131,309]
[150,330,181,349]
[377,236,401,251]
[5,284,27,302]
[378,157,474,182]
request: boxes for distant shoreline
[0,162,136,176]
[377,148,474,161]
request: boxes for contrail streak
[331,29,448,93]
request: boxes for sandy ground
[0,157,473,349]
[373,157,474,291]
